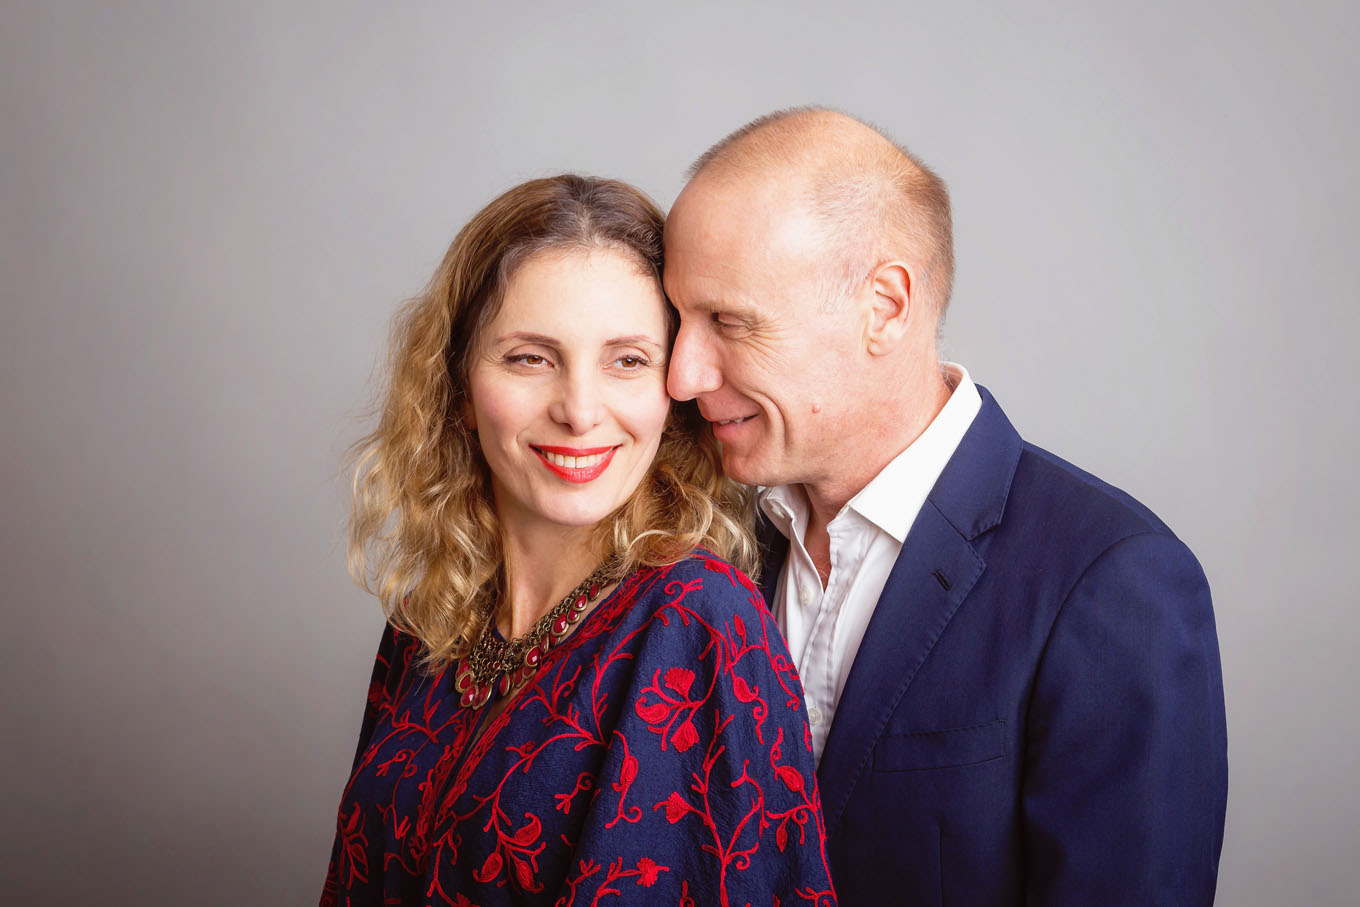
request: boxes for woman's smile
[531,444,620,482]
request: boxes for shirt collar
[849,364,980,541]
[759,481,807,541]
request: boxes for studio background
[2,1,1354,903]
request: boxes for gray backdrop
[2,1,1355,903]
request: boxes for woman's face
[466,247,671,542]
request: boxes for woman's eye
[508,353,548,367]
[615,355,647,369]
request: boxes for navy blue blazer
[759,388,1228,906]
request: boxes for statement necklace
[453,561,618,709]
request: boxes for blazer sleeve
[1022,531,1228,905]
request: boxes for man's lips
[696,404,758,426]
[707,413,758,442]
[531,445,620,483]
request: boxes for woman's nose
[548,370,604,434]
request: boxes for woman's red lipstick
[532,445,619,483]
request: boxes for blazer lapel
[815,504,983,833]
[755,508,787,608]
[814,387,1023,835]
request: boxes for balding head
[682,107,954,318]
[664,109,957,507]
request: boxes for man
[664,108,1228,905]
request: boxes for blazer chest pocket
[872,719,1006,772]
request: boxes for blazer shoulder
[1014,440,1182,544]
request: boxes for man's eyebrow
[693,293,752,314]
[705,302,758,321]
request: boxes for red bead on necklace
[452,561,617,709]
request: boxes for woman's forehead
[488,249,668,340]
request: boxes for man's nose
[667,320,721,402]
[550,370,604,434]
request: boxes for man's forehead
[661,246,746,307]
[672,168,793,226]
[668,184,822,271]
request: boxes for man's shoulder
[1012,439,1177,541]
[943,387,1185,553]
[947,418,1214,649]
[967,436,1211,605]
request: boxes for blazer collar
[756,510,786,608]
[924,385,1023,541]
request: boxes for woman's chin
[522,499,626,534]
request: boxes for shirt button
[807,705,824,725]
[799,586,815,606]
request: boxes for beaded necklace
[453,561,618,709]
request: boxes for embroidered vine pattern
[324,556,835,906]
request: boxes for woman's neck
[497,519,605,639]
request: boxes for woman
[322,175,835,906]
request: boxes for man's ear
[864,261,914,356]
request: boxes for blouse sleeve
[558,554,837,906]
[345,623,406,775]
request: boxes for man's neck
[799,364,954,579]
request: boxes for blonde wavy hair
[348,174,756,671]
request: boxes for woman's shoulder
[634,549,765,614]
[610,550,808,760]
[615,549,781,655]
[368,621,430,684]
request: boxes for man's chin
[717,452,778,488]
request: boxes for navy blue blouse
[321,552,836,906]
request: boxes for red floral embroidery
[664,667,695,696]
[554,772,593,815]
[671,720,699,753]
[776,763,806,793]
[659,791,693,825]
[635,856,664,887]
[322,555,836,906]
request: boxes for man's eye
[711,312,741,328]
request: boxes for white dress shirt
[759,364,982,764]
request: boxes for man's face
[664,177,865,490]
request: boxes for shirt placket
[792,549,829,717]
[804,517,863,748]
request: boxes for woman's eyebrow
[495,331,560,345]
[495,332,664,349]
[605,334,663,347]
